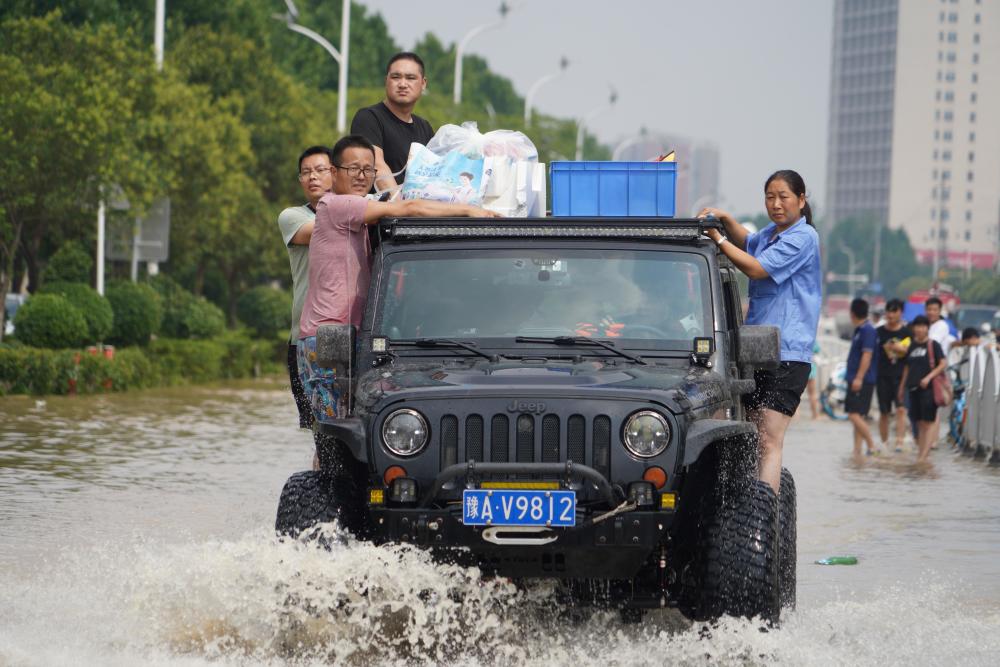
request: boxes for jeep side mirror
[315,323,356,375]
[737,325,780,371]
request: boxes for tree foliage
[12,293,88,349]
[38,281,114,344]
[41,241,93,285]
[826,216,926,299]
[0,2,612,342]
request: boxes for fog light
[369,488,385,505]
[628,481,655,508]
[642,466,667,489]
[390,477,418,503]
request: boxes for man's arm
[372,145,397,193]
[362,198,499,224]
[852,350,873,392]
[289,220,314,246]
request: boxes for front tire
[694,479,780,623]
[275,470,365,539]
[778,468,797,609]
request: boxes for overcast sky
[359,0,833,216]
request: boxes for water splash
[2,527,999,666]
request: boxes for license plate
[462,489,576,527]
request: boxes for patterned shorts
[297,336,341,424]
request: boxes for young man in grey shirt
[277,145,335,428]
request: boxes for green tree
[0,13,158,333]
[41,240,93,285]
[826,216,926,298]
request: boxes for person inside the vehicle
[699,169,822,495]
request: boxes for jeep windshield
[375,247,711,354]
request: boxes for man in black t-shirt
[350,52,434,192]
[875,298,912,451]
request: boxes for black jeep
[276,217,796,622]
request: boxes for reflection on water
[1,385,1000,666]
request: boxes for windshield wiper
[391,338,502,362]
[514,336,647,365]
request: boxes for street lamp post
[454,2,511,106]
[575,88,617,161]
[274,0,350,132]
[524,56,568,126]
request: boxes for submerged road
[1,381,999,665]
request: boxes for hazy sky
[359,0,833,216]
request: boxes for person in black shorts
[350,52,434,193]
[699,169,821,495]
[876,298,911,451]
[845,298,878,456]
[899,315,946,464]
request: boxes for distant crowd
[839,295,995,464]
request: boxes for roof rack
[380,217,721,242]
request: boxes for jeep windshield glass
[375,248,712,352]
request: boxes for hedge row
[0,334,285,396]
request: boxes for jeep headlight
[382,409,429,457]
[622,410,670,458]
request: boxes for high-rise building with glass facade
[826,0,999,271]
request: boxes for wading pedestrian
[845,298,878,457]
[898,315,946,464]
[876,299,911,452]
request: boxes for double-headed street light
[576,88,617,161]
[274,0,351,132]
[524,56,568,126]
[454,2,513,105]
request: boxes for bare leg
[807,379,820,419]
[894,407,907,449]
[751,408,793,493]
[878,411,890,444]
[916,421,934,463]
[849,412,875,455]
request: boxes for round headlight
[622,410,671,458]
[381,409,429,457]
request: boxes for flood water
[2,381,999,666]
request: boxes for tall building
[826,0,1000,272]
[612,132,720,217]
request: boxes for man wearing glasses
[350,52,434,194]
[277,145,335,429]
[298,135,498,426]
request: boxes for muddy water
[2,383,999,666]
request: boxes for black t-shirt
[903,339,944,389]
[350,102,434,184]
[876,324,912,379]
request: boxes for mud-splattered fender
[682,419,758,467]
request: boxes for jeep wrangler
[275,217,796,622]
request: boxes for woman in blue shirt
[700,170,822,493]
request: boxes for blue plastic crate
[551,161,677,217]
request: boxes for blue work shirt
[744,218,822,363]
[847,320,879,384]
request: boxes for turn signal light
[643,466,667,489]
[383,465,407,486]
[369,488,385,505]
[660,492,677,509]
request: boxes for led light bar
[388,220,716,241]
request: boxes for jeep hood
[354,360,732,414]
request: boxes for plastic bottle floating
[815,555,859,565]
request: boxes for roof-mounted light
[388,220,716,241]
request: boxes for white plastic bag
[401,122,539,208]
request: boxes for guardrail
[956,345,1000,464]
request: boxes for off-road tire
[778,468,797,609]
[275,470,365,539]
[694,479,780,623]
